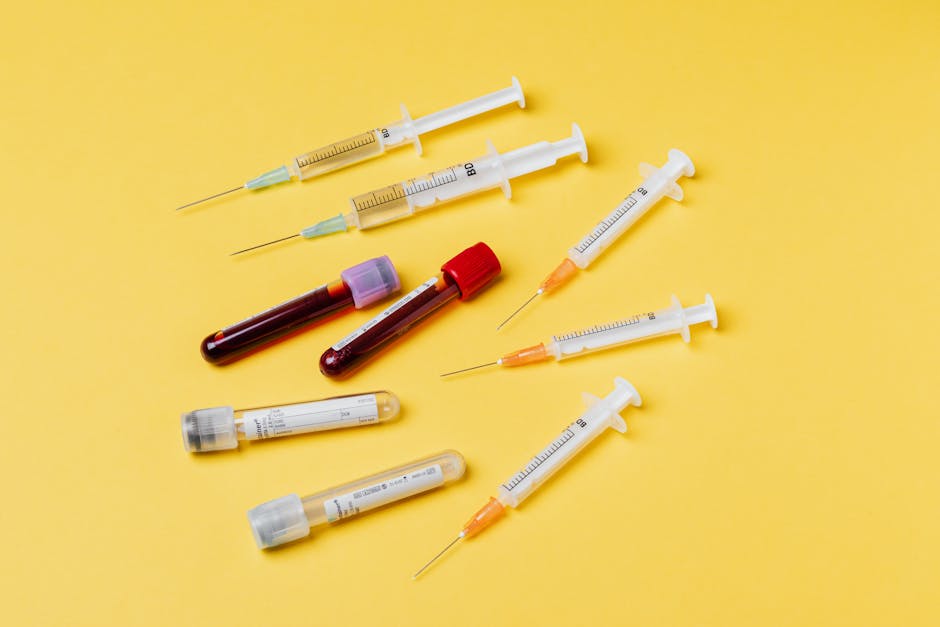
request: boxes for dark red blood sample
[319,242,501,378]
[202,280,353,364]
[320,278,459,377]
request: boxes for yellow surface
[1,1,938,625]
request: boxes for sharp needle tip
[229,233,300,256]
[440,362,498,377]
[176,186,244,211]
[496,292,540,330]
[413,535,461,579]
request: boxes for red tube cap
[441,242,501,300]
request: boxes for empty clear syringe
[497,149,695,328]
[231,125,587,255]
[444,294,717,376]
[177,78,525,210]
[414,378,640,577]
[248,450,466,549]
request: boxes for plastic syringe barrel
[495,378,640,508]
[343,126,588,232]
[566,149,694,269]
[548,295,718,360]
[501,123,588,179]
[412,77,525,135]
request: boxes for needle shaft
[413,535,462,580]
[496,291,540,331]
[440,362,498,377]
[230,233,300,256]
[176,186,244,211]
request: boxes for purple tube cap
[341,256,402,309]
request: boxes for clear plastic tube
[321,277,461,378]
[200,256,400,364]
[320,243,501,378]
[201,279,354,364]
[247,450,466,549]
[181,391,400,453]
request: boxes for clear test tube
[320,243,501,378]
[247,450,466,549]
[181,391,400,453]
[200,256,400,364]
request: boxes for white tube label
[323,464,444,523]
[241,394,379,440]
[331,276,438,350]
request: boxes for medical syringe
[444,294,717,376]
[413,377,641,578]
[176,78,525,210]
[231,124,587,255]
[497,149,695,329]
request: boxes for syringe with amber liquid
[177,78,525,210]
[231,124,588,255]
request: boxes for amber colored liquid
[202,280,354,365]
[293,130,383,180]
[320,278,460,378]
[350,182,411,229]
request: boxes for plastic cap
[441,242,501,300]
[301,213,349,239]
[181,407,238,453]
[341,255,401,308]
[246,165,292,190]
[247,494,310,549]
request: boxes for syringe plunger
[657,148,695,181]
[412,77,524,135]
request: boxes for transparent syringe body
[320,243,502,378]
[289,129,388,180]
[301,450,465,527]
[288,120,428,180]
[496,378,639,508]
[286,78,525,182]
[547,295,717,360]
[349,159,500,229]
[346,124,587,230]
[567,149,695,269]
[181,391,400,452]
[248,450,466,548]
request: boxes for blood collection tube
[320,242,501,378]
[181,391,401,453]
[201,256,400,364]
[247,450,466,549]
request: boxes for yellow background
[1,1,937,625]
